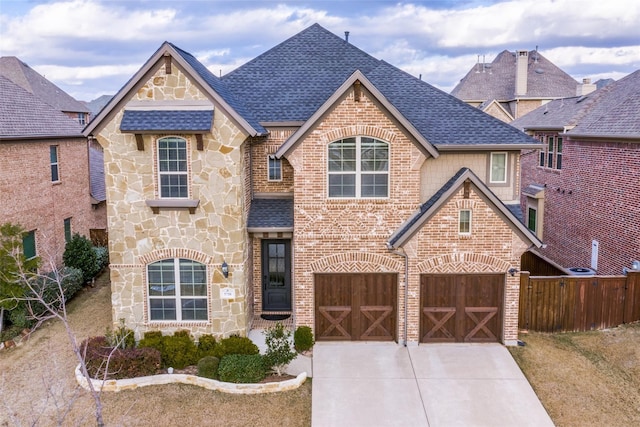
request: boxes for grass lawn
[0,269,312,426]
[509,323,640,427]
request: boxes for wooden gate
[315,273,397,341]
[421,274,504,343]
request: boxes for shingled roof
[511,69,640,138]
[0,75,83,139]
[0,56,89,114]
[451,50,578,101]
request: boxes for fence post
[519,272,531,330]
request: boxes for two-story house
[512,69,640,275]
[451,49,589,122]
[84,24,541,345]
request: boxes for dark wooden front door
[421,274,503,343]
[262,240,291,311]
[315,273,397,341]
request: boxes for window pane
[328,139,356,172]
[160,174,188,198]
[64,218,71,243]
[361,139,388,172]
[556,154,562,170]
[491,153,506,182]
[181,299,207,320]
[268,157,281,180]
[179,259,206,296]
[459,210,471,233]
[150,299,176,320]
[158,138,187,172]
[51,164,59,182]
[50,146,58,163]
[148,260,176,296]
[539,150,545,167]
[361,174,388,197]
[328,174,356,197]
[23,231,36,259]
[528,208,537,232]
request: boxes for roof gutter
[434,143,542,151]
[564,133,640,141]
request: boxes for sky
[0,0,639,102]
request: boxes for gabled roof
[511,69,640,139]
[0,56,89,114]
[0,75,84,139]
[387,168,542,249]
[451,50,578,101]
[84,42,264,138]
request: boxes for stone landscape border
[75,365,307,394]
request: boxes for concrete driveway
[312,342,553,427]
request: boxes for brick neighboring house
[451,49,592,122]
[85,24,542,345]
[512,69,640,275]
[0,74,104,266]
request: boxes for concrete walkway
[312,342,554,427]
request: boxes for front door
[262,239,292,311]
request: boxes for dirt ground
[509,323,640,427]
[0,270,312,427]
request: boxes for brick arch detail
[417,252,510,274]
[139,248,213,266]
[309,252,402,273]
[320,126,397,145]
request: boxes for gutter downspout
[387,243,409,347]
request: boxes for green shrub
[263,322,297,376]
[93,246,109,272]
[213,335,259,359]
[294,325,315,352]
[105,319,135,349]
[63,234,99,283]
[197,356,220,379]
[82,336,161,380]
[218,354,265,383]
[197,334,217,358]
[161,330,199,369]
[138,331,165,357]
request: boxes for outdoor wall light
[508,267,519,277]
[221,261,229,278]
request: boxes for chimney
[576,78,596,96]
[344,31,350,43]
[515,50,529,96]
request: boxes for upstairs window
[77,113,86,125]
[64,218,72,243]
[50,145,60,182]
[268,155,282,181]
[147,258,208,321]
[490,152,507,183]
[459,210,472,235]
[23,230,36,259]
[158,137,188,198]
[328,137,389,198]
[539,135,562,170]
[527,207,537,233]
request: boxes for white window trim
[489,152,507,184]
[157,136,189,199]
[459,209,472,235]
[327,136,390,199]
[267,155,282,182]
[147,258,208,322]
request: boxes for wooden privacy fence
[519,272,640,332]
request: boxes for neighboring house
[0,56,91,126]
[0,75,98,266]
[451,49,592,122]
[512,69,640,275]
[84,24,542,345]
[83,94,113,116]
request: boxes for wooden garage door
[421,274,504,343]
[315,273,397,341]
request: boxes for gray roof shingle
[120,110,213,132]
[451,50,578,101]
[0,56,90,114]
[247,198,294,229]
[0,75,84,139]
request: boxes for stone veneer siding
[96,63,251,339]
[0,138,94,266]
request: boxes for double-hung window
[147,258,208,321]
[50,146,60,182]
[328,137,389,198]
[158,137,188,198]
[268,155,282,181]
[459,210,472,235]
[490,152,507,183]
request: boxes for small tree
[63,233,98,283]
[262,322,297,376]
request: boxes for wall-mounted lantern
[508,267,519,277]
[221,261,229,278]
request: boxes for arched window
[328,137,389,198]
[157,137,188,198]
[147,258,207,321]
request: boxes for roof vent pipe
[344,31,350,43]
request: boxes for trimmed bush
[82,336,161,380]
[93,246,109,272]
[197,334,217,359]
[213,335,259,359]
[197,356,220,379]
[138,331,165,357]
[63,233,99,283]
[162,330,199,369]
[263,322,297,376]
[294,325,315,352]
[218,354,265,383]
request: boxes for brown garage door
[315,273,397,341]
[421,274,503,343]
